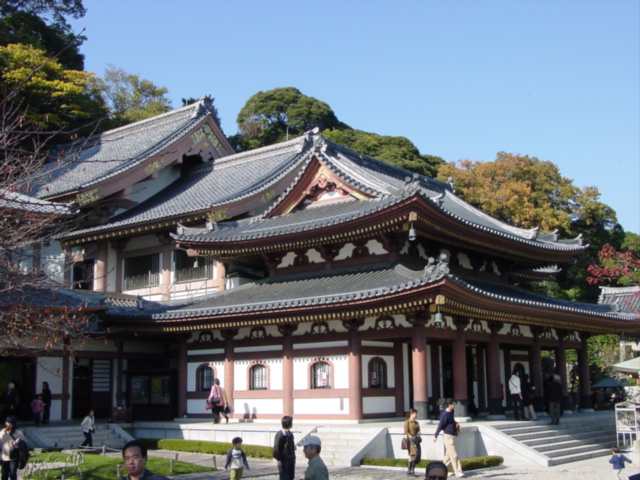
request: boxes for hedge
[138,438,274,459]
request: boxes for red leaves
[587,243,640,285]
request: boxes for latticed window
[198,365,213,391]
[368,357,387,388]
[249,364,267,390]
[311,361,331,389]
[124,253,160,290]
[173,250,214,283]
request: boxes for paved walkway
[155,450,640,480]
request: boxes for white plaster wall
[233,398,283,417]
[366,239,385,255]
[187,348,224,356]
[37,357,64,421]
[292,341,347,350]
[294,397,349,415]
[233,359,283,391]
[129,166,181,206]
[363,396,395,414]
[293,355,349,390]
[187,361,224,391]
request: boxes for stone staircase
[311,426,374,467]
[493,415,617,466]
[23,423,132,451]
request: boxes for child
[30,394,44,426]
[609,447,632,479]
[224,436,249,480]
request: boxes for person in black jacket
[433,399,464,478]
[273,415,295,480]
[41,382,52,425]
[2,384,18,421]
[547,374,563,425]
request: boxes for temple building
[3,97,636,422]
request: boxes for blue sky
[71,1,639,235]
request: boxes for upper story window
[311,360,331,389]
[173,250,215,283]
[197,364,214,392]
[249,363,267,390]
[72,259,94,290]
[368,357,387,388]
[124,253,160,290]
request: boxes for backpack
[10,434,30,470]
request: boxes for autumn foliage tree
[588,243,640,287]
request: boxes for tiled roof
[35,97,220,198]
[56,135,314,239]
[0,191,73,215]
[102,261,633,323]
[598,286,640,313]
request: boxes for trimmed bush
[153,439,273,459]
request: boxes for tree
[232,87,445,176]
[323,128,445,178]
[0,0,86,28]
[234,87,340,150]
[588,242,640,287]
[97,64,172,128]
[438,152,623,302]
[0,45,100,356]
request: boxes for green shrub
[155,439,273,459]
[361,455,503,472]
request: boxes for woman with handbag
[208,378,226,424]
[1,415,25,480]
[80,409,95,448]
[403,408,421,477]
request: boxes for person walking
[508,368,524,421]
[273,415,295,480]
[30,395,44,426]
[609,447,632,479]
[299,435,328,480]
[41,382,52,424]
[220,381,230,424]
[224,436,249,480]
[2,384,18,421]
[522,373,538,421]
[433,399,464,478]
[80,409,95,448]
[207,376,225,424]
[403,408,421,477]
[548,374,563,425]
[121,439,169,480]
[1,416,25,480]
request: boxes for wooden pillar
[430,343,441,418]
[579,332,593,410]
[116,340,124,408]
[556,329,569,411]
[487,321,503,416]
[407,312,428,420]
[530,327,544,412]
[61,338,70,420]
[394,339,405,416]
[177,339,188,417]
[278,324,297,417]
[343,319,364,420]
[452,318,469,417]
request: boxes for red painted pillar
[178,340,187,417]
[343,319,364,420]
[407,312,428,420]
[278,324,297,417]
[530,327,544,413]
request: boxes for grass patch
[25,451,213,480]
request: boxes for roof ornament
[447,177,455,193]
[402,174,421,195]
[431,192,445,206]
[205,221,215,231]
[423,252,450,282]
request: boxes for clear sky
[70,1,640,235]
